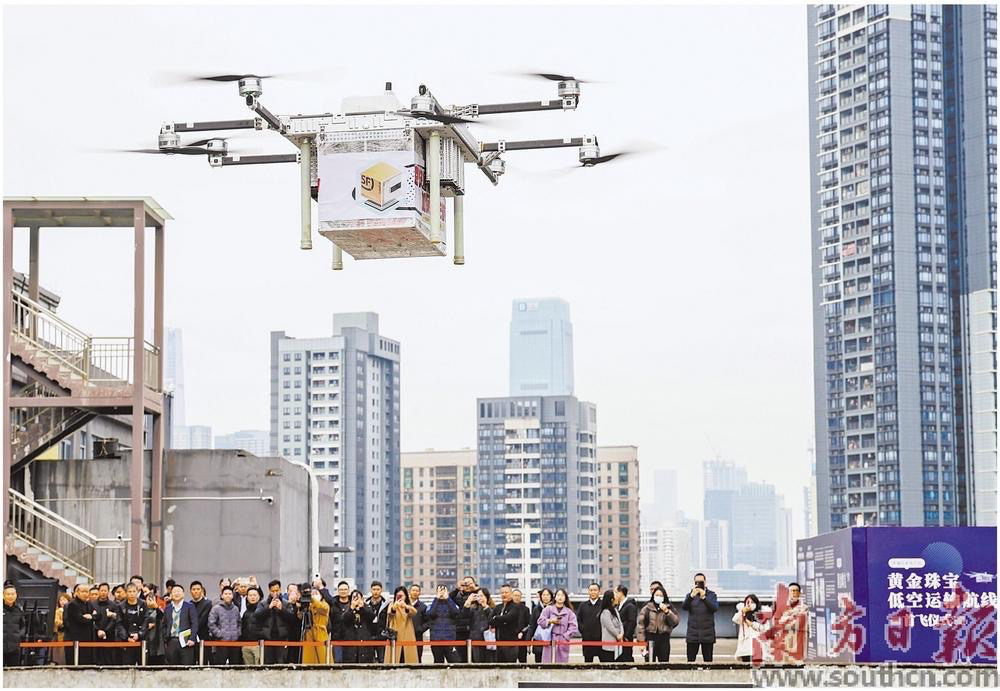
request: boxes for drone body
[152,76,614,269]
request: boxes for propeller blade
[116,146,212,156]
[503,71,604,84]
[152,69,342,86]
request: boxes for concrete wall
[30,451,152,541]
[163,450,333,589]
[26,450,331,589]
[5,664,994,689]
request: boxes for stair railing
[10,291,162,393]
[10,292,90,379]
[8,488,98,581]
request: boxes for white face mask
[653,595,664,605]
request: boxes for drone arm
[215,153,300,166]
[480,137,588,152]
[474,100,569,115]
[171,118,260,133]
[245,96,284,132]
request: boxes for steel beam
[130,204,145,574]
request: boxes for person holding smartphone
[536,588,579,663]
[464,588,495,663]
[426,585,460,663]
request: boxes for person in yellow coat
[302,587,331,665]
[386,586,417,664]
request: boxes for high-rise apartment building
[509,299,575,397]
[808,5,997,530]
[640,523,692,596]
[215,429,269,457]
[400,450,478,587]
[596,445,640,590]
[640,468,679,531]
[476,395,598,592]
[270,313,401,586]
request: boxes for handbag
[532,625,552,642]
[381,627,398,641]
[483,628,497,651]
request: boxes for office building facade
[596,445,641,590]
[476,395,598,592]
[509,299,575,397]
[400,450,478,586]
[270,313,401,586]
[808,5,997,530]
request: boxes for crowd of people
[3,572,808,668]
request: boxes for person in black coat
[118,584,147,666]
[615,586,638,662]
[449,576,476,662]
[681,572,719,662]
[576,583,604,663]
[64,584,99,665]
[3,583,27,667]
[408,584,428,663]
[188,581,214,660]
[341,590,376,664]
[364,582,389,663]
[323,581,352,663]
[94,583,123,666]
[143,593,166,665]
[489,585,523,663]
[239,587,265,665]
[256,586,298,664]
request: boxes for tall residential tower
[270,313,401,585]
[808,5,997,531]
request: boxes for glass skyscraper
[808,5,997,531]
[509,298,575,396]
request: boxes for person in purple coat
[535,588,579,663]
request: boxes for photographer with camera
[426,585,460,664]
[296,582,330,665]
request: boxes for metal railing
[10,291,161,392]
[7,488,128,584]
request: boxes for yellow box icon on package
[360,161,404,210]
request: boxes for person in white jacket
[732,594,767,663]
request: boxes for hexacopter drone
[140,73,632,269]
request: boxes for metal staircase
[8,290,161,474]
[5,488,127,589]
[10,383,97,475]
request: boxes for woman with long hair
[536,588,579,663]
[636,586,679,662]
[599,590,624,662]
[530,588,554,663]
[51,592,72,665]
[386,586,417,664]
[464,587,495,663]
[733,593,766,663]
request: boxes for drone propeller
[581,151,637,167]
[151,69,340,86]
[509,71,604,84]
[115,146,215,156]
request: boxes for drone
[137,73,635,269]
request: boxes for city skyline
[5,4,819,525]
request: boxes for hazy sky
[3,4,814,526]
